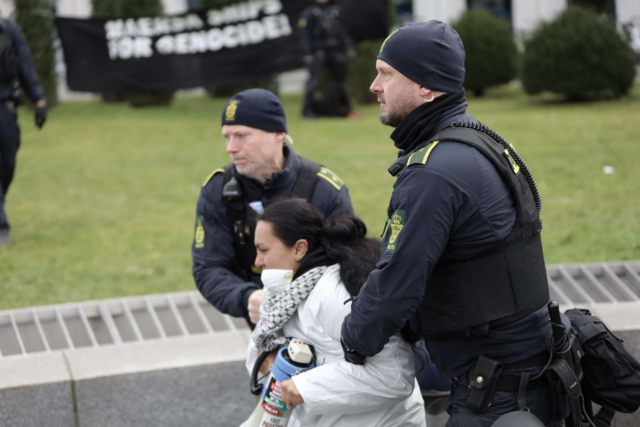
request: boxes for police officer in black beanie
[191,89,353,326]
[340,22,555,426]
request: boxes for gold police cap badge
[225,100,240,122]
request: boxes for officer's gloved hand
[341,336,366,366]
[34,101,47,129]
[347,49,356,59]
[303,55,313,68]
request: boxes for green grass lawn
[1,86,639,310]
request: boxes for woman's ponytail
[323,217,380,297]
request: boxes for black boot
[0,223,11,246]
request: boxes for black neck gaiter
[390,89,467,153]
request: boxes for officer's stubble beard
[379,100,416,128]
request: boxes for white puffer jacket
[246,265,426,427]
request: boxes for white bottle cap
[288,339,314,365]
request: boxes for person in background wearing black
[0,15,47,245]
[298,0,354,118]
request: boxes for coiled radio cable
[451,121,542,214]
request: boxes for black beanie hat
[378,21,466,92]
[221,89,287,133]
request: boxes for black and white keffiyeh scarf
[252,266,328,352]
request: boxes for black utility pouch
[467,355,504,414]
[545,359,582,421]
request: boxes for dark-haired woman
[244,199,426,427]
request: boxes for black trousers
[446,368,560,426]
[303,49,351,116]
[0,103,20,228]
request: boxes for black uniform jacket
[0,18,43,102]
[298,4,352,56]
[192,146,353,319]
[341,90,552,377]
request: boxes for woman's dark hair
[258,199,380,296]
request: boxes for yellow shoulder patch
[317,167,345,191]
[407,140,440,166]
[202,168,224,187]
[298,18,307,29]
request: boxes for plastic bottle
[241,340,315,427]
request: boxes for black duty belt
[455,350,551,393]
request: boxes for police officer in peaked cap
[0,15,47,245]
[192,89,353,326]
[339,22,555,426]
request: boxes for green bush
[198,0,278,98]
[92,0,174,107]
[347,40,381,105]
[14,0,58,107]
[451,10,518,97]
[521,7,636,101]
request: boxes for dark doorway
[467,0,512,23]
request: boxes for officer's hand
[341,335,366,366]
[248,289,264,324]
[34,100,47,129]
[347,49,356,59]
[303,55,313,68]
[259,350,278,375]
[281,379,304,409]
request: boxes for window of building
[467,0,512,23]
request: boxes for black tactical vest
[0,20,19,82]
[417,126,550,336]
[222,157,322,285]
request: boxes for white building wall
[56,0,91,18]
[0,0,14,17]
[55,0,188,18]
[512,0,567,37]
[162,0,188,15]
[616,0,640,24]
[412,0,467,24]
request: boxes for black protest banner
[55,0,313,93]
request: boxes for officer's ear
[274,132,286,144]
[419,86,433,99]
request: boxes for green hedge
[521,7,636,100]
[92,0,174,107]
[347,40,381,105]
[451,10,518,97]
[14,0,57,106]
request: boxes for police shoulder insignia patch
[386,210,405,253]
[202,168,224,187]
[194,215,205,249]
[407,140,440,167]
[317,167,345,191]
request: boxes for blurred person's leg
[327,51,352,114]
[414,348,450,415]
[0,102,20,243]
[302,50,326,118]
